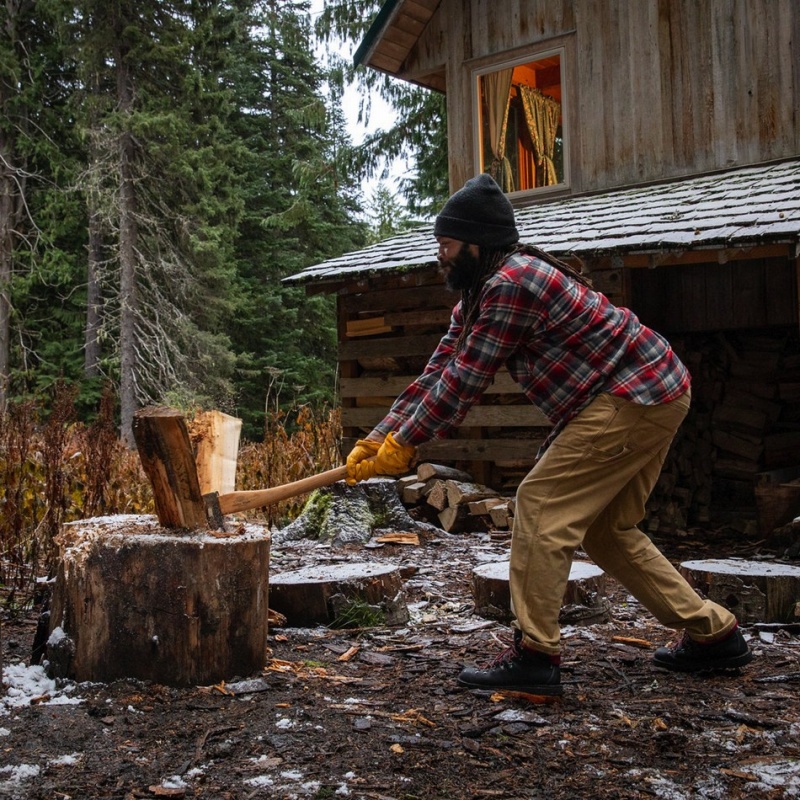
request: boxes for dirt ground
[2,519,799,800]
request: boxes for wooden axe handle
[216,465,348,515]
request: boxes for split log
[47,515,271,686]
[438,505,468,533]
[132,406,207,528]
[468,497,507,515]
[471,560,609,624]
[445,480,499,507]
[679,558,800,623]
[190,410,242,495]
[269,562,408,627]
[426,480,449,511]
[489,502,513,529]
[402,480,431,505]
[395,475,421,494]
[416,463,473,483]
[346,316,394,337]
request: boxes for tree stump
[47,515,271,686]
[679,558,800,623]
[269,562,408,627]
[471,560,610,624]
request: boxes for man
[346,174,752,697]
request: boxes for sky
[308,0,407,203]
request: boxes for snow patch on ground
[243,766,359,798]
[1,662,82,711]
[48,753,82,767]
[746,759,800,795]
[0,764,41,798]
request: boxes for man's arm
[371,305,462,439]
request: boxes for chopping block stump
[47,515,271,686]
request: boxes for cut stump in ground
[274,479,440,545]
[679,558,800,623]
[471,560,610,624]
[47,515,271,686]
[269,562,408,627]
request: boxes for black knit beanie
[434,173,519,247]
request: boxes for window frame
[472,45,571,200]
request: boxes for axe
[203,465,348,530]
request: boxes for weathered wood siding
[630,257,799,333]
[403,0,800,194]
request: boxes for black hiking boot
[458,631,562,696]
[653,626,753,672]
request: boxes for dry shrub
[0,397,341,608]
[0,400,39,604]
[70,388,152,519]
[236,405,342,527]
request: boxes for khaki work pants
[510,391,737,656]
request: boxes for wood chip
[491,690,561,705]
[338,645,360,662]
[390,708,436,727]
[374,532,420,545]
[611,635,653,648]
[148,786,186,797]
[719,767,758,781]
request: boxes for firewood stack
[395,462,515,534]
[645,329,800,536]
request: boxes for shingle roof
[285,159,800,286]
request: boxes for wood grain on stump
[48,515,271,686]
[269,562,407,627]
[472,560,609,624]
[679,558,800,623]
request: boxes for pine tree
[226,0,368,439]
[314,0,449,217]
[54,0,248,442]
[364,182,420,243]
[0,1,88,411]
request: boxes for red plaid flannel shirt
[374,250,690,448]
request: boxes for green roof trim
[353,0,403,67]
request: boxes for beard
[441,243,481,291]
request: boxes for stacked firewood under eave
[645,329,800,537]
[395,463,515,535]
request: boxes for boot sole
[652,650,754,673]
[457,676,564,696]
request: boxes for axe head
[203,491,226,531]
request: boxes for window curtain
[519,85,560,187]
[484,69,514,192]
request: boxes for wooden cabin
[286,0,800,533]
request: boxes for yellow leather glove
[346,439,381,485]
[353,432,416,482]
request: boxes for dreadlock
[455,243,593,352]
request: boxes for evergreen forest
[0,0,448,443]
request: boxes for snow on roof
[285,159,800,286]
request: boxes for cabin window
[475,49,566,195]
